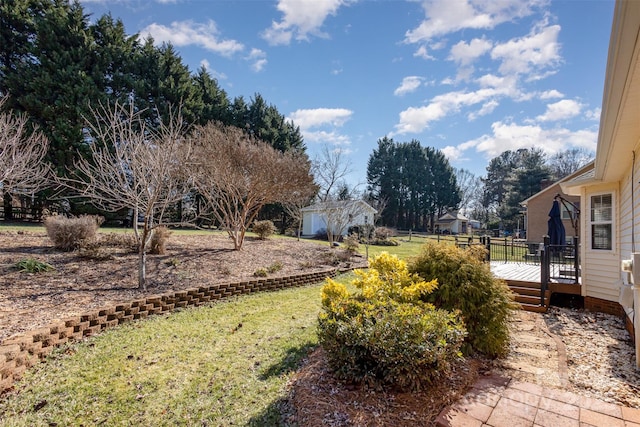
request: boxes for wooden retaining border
[0,267,341,394]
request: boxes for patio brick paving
[436,375,640,427]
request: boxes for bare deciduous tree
[548,148,594,180]
[454,168,482,216]
[192,122,315,250]
[313,144,352,202]
[0,96,51,195]
[317,199,371,245]
[60,102,193,290]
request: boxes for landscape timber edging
[0,267,345,395]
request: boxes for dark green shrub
[318,253,466,391]
[252,220,277,240]
[409,242,517,357]
[44,215,103,251]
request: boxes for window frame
[589,192,614,251]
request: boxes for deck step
[517,303,548,313]
[510,286,543,296]
[515,293,549,306]
[507,281,550,313]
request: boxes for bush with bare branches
[148,226,171,255]
[44,215,104,251]
[57,102,193,290]
[0,95,51,197]
[191,122,315,250]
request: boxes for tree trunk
[138,224,149,290]
[3,192,13,221]
[138,247,147,291]
[230,227,244,250]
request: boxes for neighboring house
[521,163,593,244]
[435,211,469,235]
[301,200,377,237]
[560,0,640,339]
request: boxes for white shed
[301,200,377,237]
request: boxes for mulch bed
[288,348,485,426]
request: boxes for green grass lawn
[0,274,355,426]
[0,228,492,425]
[358,235,433,260]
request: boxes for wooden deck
[490,261,582,313]
[490,261,581,286]
[490,261,540,282]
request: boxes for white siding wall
[582,182,622,301]
[619,153,640,300]
[301,212,315,235]
[302,208,376,236]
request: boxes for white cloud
[303,130,352,146]
[393,86,511,134]
[405,0,544,44]
[536,99,583,122]
[414,45,435,60]
[288,108,354,148]
[453,121,597,159]
[539,89,564,99]
[199,59,228,80]
[140,20,244,57]
[246,48,267,72]
[585,107,602,121]
[449,37,493,66]
[287,108,353,130]
[394,76,424,96]
[468,99,499,120]
[490,22,561,77]
[261,0,353,46]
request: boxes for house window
[590,194,612,250]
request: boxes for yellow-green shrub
[317,253,466,391]
[409,242,517,357]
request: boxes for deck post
[540,235,550,306]
[573,236,579,284]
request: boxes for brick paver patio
[436,375,640,427]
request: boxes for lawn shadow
[244,395,295,427]
[259,342,318,381]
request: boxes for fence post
[486,236,491,262]
[503,238,507,262]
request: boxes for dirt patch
[288,348,484,427]
[0,229,364,342]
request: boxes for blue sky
[80,0,615,187]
